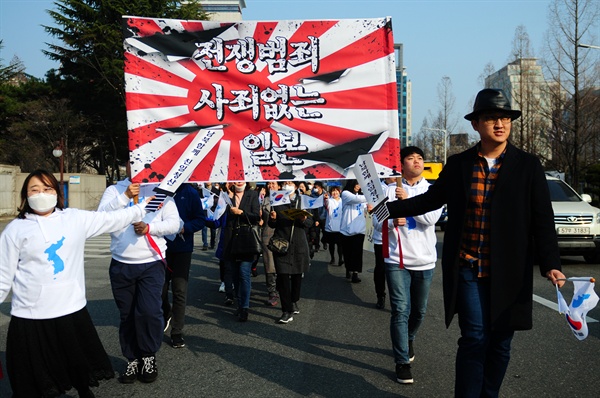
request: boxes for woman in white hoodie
[0,170,150,398]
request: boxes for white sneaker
[219,282,225,293]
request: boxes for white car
[547,175,600,263]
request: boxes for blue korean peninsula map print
[44,237,65,277]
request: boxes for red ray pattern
[124,17,399,182]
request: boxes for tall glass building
[394,44,412,148]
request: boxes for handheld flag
[208,191,231,221]
[270,190,291,207]
[201,187,215,210]
[300,194,324,210]
[556,277,599,340]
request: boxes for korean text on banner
[123,16,400,183]
[354,154,390,221]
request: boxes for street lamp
[422,128,448,164]
[578,43,600,50]
[52,137,64,194]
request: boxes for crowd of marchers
[0,89,567,398]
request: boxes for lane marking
[533,294,598,323]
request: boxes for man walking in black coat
[384,88,566,396]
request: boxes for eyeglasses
[480,115,512,125]
[28,186,56,195]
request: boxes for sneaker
[224,297,234,306]
[351,273,361,283]
[395,363,413,384]
[329,259,335,265]
[118,359,139,384]
[163,316,171,333]
[219,282,226,293]
[202,246,208,251]
[266,295,279,306]
[376,296,385,310]
[278,312,294,324]
[292,302,300,314]
[171,334,185,348]
[409,341,415,362]
[138,355,158,383]
[338,260,345,267]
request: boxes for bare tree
[543,0,600,190]
[505,26,553,159]
[479,62,496,88]
[417,77,461,163]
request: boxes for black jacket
[268,194,314,274]
[387,142,561,330]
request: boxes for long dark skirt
[341,233,365,272]
[6,307,113,397]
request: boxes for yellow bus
[422,162,443,181]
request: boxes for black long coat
[387,142,561,331]
[222,189,260,262]
[268,195,314,274]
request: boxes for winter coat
[386,142,561,331]
[268,194,314,274]
[222,189,260,262]
[166,183,206,253]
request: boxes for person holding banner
[162,183,206,349]
[0,170,152,398]
[374,146,443,384]
[340,179,368,283]
[371,177,397,310]
[382,88,566,396]
[221,181,261,322]
[98,170,181,384]
[269,181,314,324]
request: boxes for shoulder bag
[231,213,262,256]
[267,199,298,255]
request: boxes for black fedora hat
[464,88,522,121]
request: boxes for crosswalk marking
[85,234,112,259]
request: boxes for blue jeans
[385,263,433,364]
[227,260,252,309]
[201,226,208,247]
[455,267,514,398]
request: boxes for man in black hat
[382,88,566,396]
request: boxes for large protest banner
[123,16,400,184]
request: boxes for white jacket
[98,179,181,264]
[324,197,342,233]
[340,190,368,236]
[377,178,443,270]
[0,205,146,319]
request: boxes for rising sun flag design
[122,16,400,187]
[556,277,599,340]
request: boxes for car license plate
[557,227,590,234]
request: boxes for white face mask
[28,192,57,213]
[283,184,295,193]
[234,183,246,193]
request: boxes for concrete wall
[0,164,108,217]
